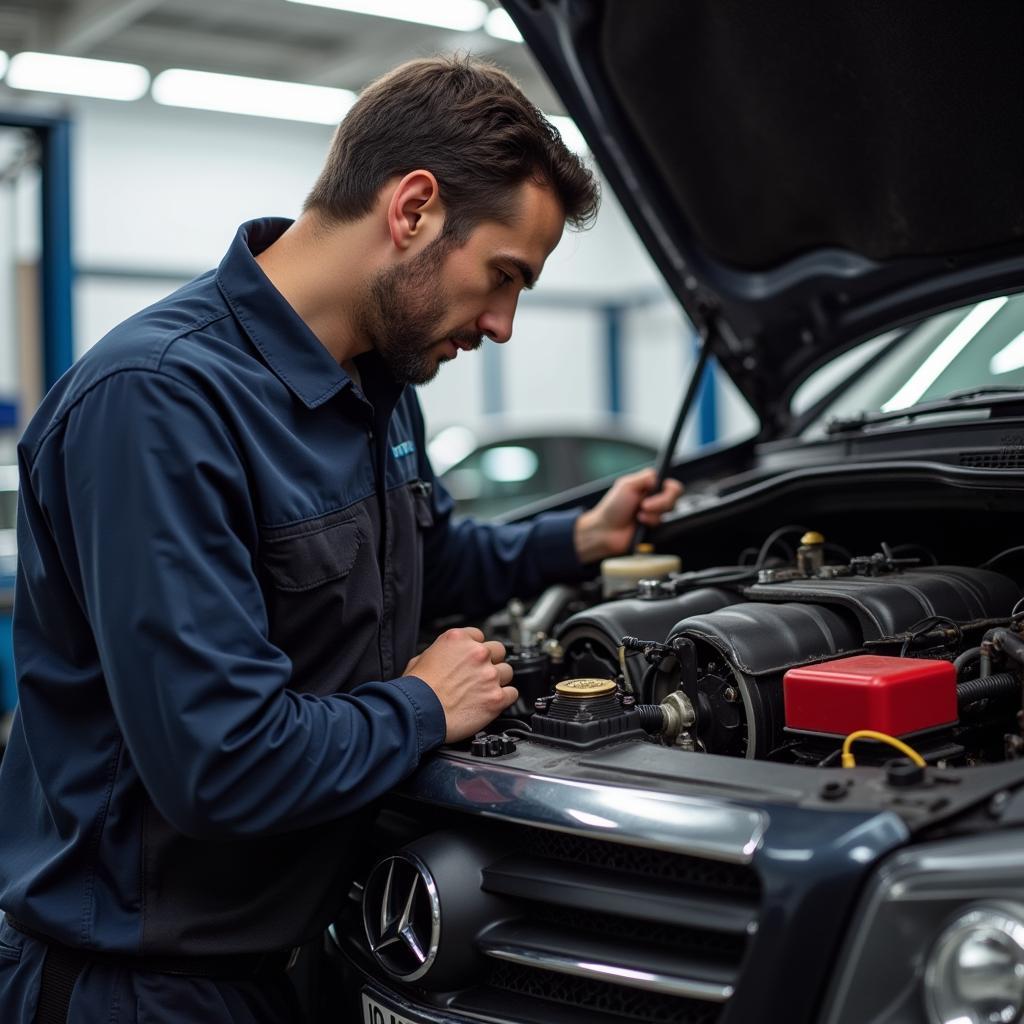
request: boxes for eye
[495,269,514,289]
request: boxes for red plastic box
[783,655,957,737]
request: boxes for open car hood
[506,0,1024,432]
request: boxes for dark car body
[325,5,1024,1024]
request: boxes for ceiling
[0,0,563,112]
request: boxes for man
[0,56,682,1022]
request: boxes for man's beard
[359,235,483,385]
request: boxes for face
[359,180,566,385]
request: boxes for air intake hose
[956,671,1020,706]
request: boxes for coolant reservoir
[600,545,681,598]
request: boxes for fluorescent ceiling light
[283,0,487,31]
[484,8,523,41]
[547,114,589,156]
[152,69,356,125]
[6,52,149,101]
[0,52,8,81]
[990,329,1024,376]
[882,296,1008,411]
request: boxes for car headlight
[820,827,1024,1024]
[924,903,1024,1024]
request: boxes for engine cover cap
[783,654,957,737]
[554,678,618,698]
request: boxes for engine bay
[484,526,1024,771]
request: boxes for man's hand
[403,627,517,742]
[573,467,684,563]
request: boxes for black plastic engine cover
[556,587,741,688]
[742,566,1018,640]
[670,601,862,677]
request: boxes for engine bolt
[620,694,636,708]
[723,686,739,702]
[820,779,849,801]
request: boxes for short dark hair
[304,54,599,241]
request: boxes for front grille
[527,903,748,960]
[485,962,722,1024]
[518,825,761,896]
[342,817,762,1024]
[960,449,1024,469]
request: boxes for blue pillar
[604,304,623,415]
[40,117,75,390]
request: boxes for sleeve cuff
[391,675,447,754]
[530,508,596,583]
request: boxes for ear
[386,170,443,251]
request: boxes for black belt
[6,916,298,1024]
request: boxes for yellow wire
[840,729,927,768]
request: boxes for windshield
[801,292,1024,434]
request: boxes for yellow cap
[555,678,618,698]
[636,542,655,554]
[801,531,825,545]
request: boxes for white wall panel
[73,98,333,269]
[75,277,182,356]
[622,300,690,447]
[500,305,604,424]
[540,188,661,297]
[416,340,487,436]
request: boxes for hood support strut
[633,320,716,549]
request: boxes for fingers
[496,661,514,686]
[639,477,684,518]
[616,470,683,512]
[462,626,485,643]
[483,640,507,664]
[642,477,684,506]
[631,467,658,487]
[617,467,656,499]
[500,685,520,710]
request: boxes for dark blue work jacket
[0,219,584,956]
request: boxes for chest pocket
[259,509,383,696]
[261,518,361,591]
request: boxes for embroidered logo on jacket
[391,440,416,459]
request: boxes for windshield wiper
[826,387,1024,435]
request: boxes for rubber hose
[956,671,1020,706]
[954,646,982,677]
[634,705,666,733]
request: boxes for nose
[477,296,517,345]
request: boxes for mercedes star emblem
[362,852,441,982]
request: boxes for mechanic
[0,56,682,1023]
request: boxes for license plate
[361,991,430,1024]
